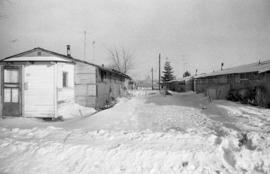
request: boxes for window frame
[62,71,68,88]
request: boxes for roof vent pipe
[221,62,224,71]
[66,45,71,57]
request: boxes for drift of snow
[0,90,270,174]
[58,100,96,119]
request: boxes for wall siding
[57,63,75,103]
[74,62,96,108]
[195,72,270,106]
[24,64,55,117]
[0,65,2,117]
[95,69,125,109]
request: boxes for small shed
[0,47,131,118]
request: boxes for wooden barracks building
[194,60,270,107]
[0,46,131,118]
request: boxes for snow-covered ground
[0,90,270,174]
[57,100,96,119]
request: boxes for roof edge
[1,47,131,79]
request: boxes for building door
[2,66,22,116]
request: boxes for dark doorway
[2,66,22,116]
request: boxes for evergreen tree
[161,61,175,84]
[183,71,191,77]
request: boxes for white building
[0,46,131,118]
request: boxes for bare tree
[107,47,134,74]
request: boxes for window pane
[4,88,11,102]
[4,69,19,83]
[63,72,68,87]
[12,88,19,103]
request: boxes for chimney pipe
[221,62,224,71]
[66,45,71,57]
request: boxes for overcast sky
[0,0,270,80]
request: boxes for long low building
[194,60,270,107]
[0,46,131,118]
[166,76,194,92]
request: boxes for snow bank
[0,127,269,174]
[128,89,159,97]
[60,95,217,134]
[58,101,96,119]
[1,90,270,174]
[214,100,270,132]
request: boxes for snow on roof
[167,76,194,83]
[1,56,73,62]
[167,78,184,83]
[195,60,270,78]
[0,47,131,79]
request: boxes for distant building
[137,79,159,89]
[166,76,194,92]
[194,60,270,107]
[0,47,131,118]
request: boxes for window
[109,73,112,82]
[63,72,68,88]
[267,72,270,80]
[100,70,106,82]
[37,51,42,56]
[240,73,248,80]
[4,88,18,103]
[3,67,20,103]
[4,69,18,83]
[4,88,11,102]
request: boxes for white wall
[0,65,2,117]
[57,63,75,103]
[24,64,55,117]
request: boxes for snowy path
[146,92,270,133]
[0,90,270,174]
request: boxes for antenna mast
[159,53,161,91]
[83,30,87,60]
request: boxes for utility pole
[83,30,87,60]
[151,67,154,90]
[158,53,161,91]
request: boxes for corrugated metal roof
[195,60,270,78]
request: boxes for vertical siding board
[19,65,22,116]
[95,68,128,109]
[95,67,98,108]
[57,63,75,103]
[0,65,2,117]
[54,63,57,118]
[74,62,96,108]
[21,65,25,117]
[24,64,55,117]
